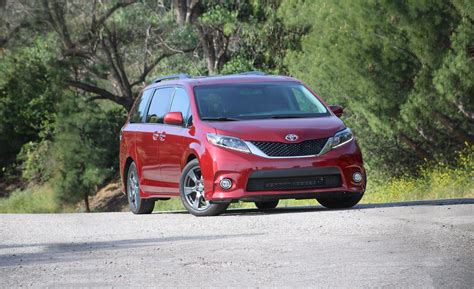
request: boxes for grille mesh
[246,174,341,191]
[250,138,328,157]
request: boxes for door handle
[159,131,166,141]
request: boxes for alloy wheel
[183,167,210,211]
[127,164,140,210]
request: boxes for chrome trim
[245,138,334,159]
[332,135,353,148]
[318,137,334,155]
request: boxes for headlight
[319,128,354,155]
[206,133,251,153]
[332,128,353,148]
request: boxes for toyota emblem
[285,134,299,142]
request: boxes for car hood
[207,116,345,142]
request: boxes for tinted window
[291,87,327,113]
[146,87,174,123]
[129,89,153,123]
[194,83,329,120]
[169,87,190,124]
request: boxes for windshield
[194,83,329,120]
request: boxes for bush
[0,184,59,213]
[0,38,64,179]
[364,144,474,203]
[17,140,55,184]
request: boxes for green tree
[2,0,198,111]
[173,0,301,75]
[221,0,306,74]
[0,38,63,178]
[281,0,473,173]
[53,97,125,211]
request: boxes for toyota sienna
[119,72,366,216]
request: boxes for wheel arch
[181,148,201,170]
[122,157,135,192]
[186,154,197,164]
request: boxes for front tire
[126,162,155,214]
[255,200,279,210]
[179,159,229,216]
[316,193,364,209]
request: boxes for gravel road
[1,199,473,288]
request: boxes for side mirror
[329,105,343,117]
[164,112,184,125]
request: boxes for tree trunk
[453,99,474,121]
[173,1,227,75]
[197,26,217,74]
[398,133,431,160]
[173,0,201,25]
[173,0,187,26]
[414,126,434,143]
[432,110,474,144]
[84,192,90,212]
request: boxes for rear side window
[146,87,174,123]
[129,89,153,123]
[169,87,190,123]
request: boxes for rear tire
[255,200,279,210]
[316,193,363,209]
[179,159,229,216]
[126,162,155,214]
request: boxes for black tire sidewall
[316,193,364,209]
[255,200,279,210]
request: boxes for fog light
[353,172,363,183]
[219,178,233,190]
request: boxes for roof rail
[236,71,267,75]
[152,73,191,83]
[237,71,266,76]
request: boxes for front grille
[246,174,341,191]
[250,138,328,157]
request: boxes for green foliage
[220,0,305,74]
[281,0,474,172]
[102,1,198,81]
[154,198,186,212]
[221,56,256,74]
[0,37,64,177]
[432,17,473,119]
[199,4,239,32]
[364,144,474,203]
[17,140,54,184]
[0,184,60,213]
[53,97,126,206]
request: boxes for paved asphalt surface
[1,199,473,288]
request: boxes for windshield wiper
[201,117,240,121]
[267,115,310,119]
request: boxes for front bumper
[200,139,366,202]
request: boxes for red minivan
[120,73,366,216]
